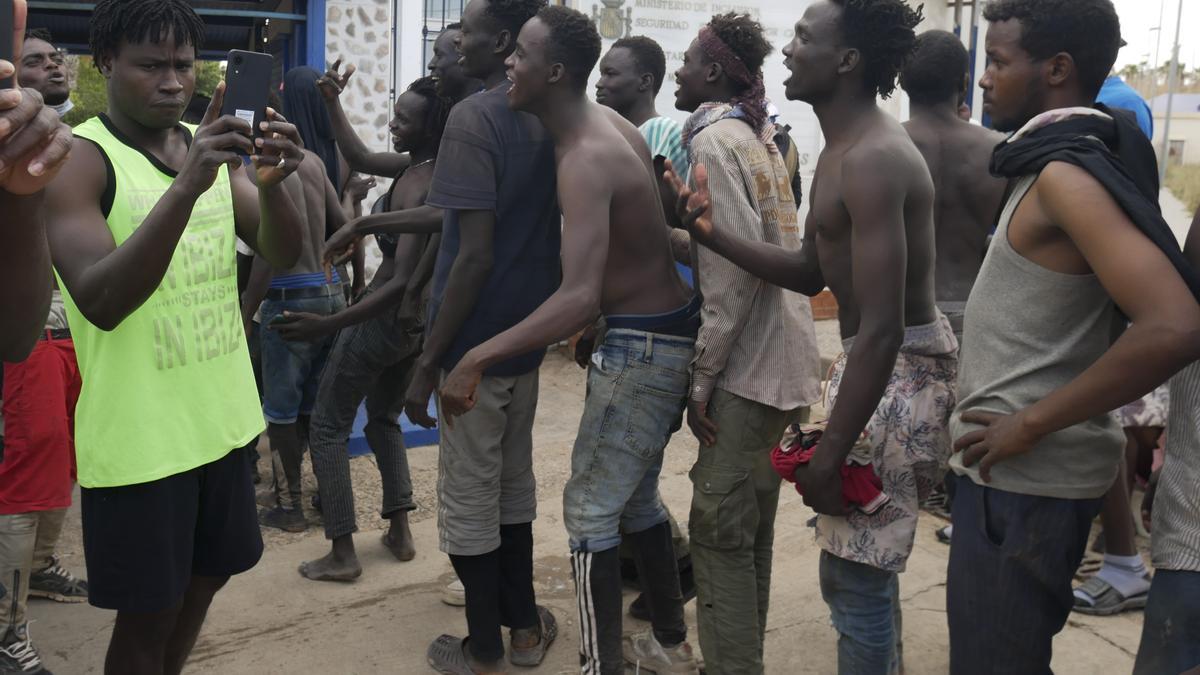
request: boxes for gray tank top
[949,174,1124,499]
[1154,361,1200,571]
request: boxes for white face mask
[52,98,74,118]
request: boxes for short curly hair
[830,0,923,100]
[706,12,773,82]
[90,0,205,68]
[613,36,667,95]
[482,0,548,40]
[983,0,1120,98]
[536,6,601,90]
[900,30,969,106]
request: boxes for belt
[264,284,341,301]
[39,328,71,341]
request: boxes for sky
[1112,0,1197,69]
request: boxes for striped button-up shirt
[687,118,821,411]
[1155,360,1200,571]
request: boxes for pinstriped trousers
[308,306,422,541]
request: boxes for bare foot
[382,530,416,562]
[298,551,362,582]
[383,512,416,561]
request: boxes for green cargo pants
[688,388,807,674]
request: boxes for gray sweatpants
[436,370,539,556]
[0,508,66,635]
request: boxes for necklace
[410,157,435,170]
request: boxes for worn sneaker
[0,625,51,674]
[28,556,87,603]
[622,629,699,674]
[259,506,307,533]
[440,577,466,607]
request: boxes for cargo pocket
[688,464,754,550]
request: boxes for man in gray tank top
[1133,208,1200,674]
[947,2,1200,673]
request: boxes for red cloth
[771,432,884,510]
[0,337,79,513]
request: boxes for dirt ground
[33,336,1147,674]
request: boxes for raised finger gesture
[316,58,356,101]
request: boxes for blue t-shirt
[425,83,561,377]
[1098,76,1153,139]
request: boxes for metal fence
[422,0,467,70]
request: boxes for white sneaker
[622,629,699,674]
[440,577,466,607]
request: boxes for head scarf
[681,26,776,153]
[282,66,340,189]
[697,26,769,138]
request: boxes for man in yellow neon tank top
[42,1,306,672]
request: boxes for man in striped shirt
[670,13,822,673]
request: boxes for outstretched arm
[956,162,1200,480]
[323,205,444,267]
[795,152,908,515]
[666,161,822,295]
[317,60,408,178]
[439,163,609,417]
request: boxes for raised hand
[251,107,305,188]
[316,59,356,102]
[0,1,73,196]
[175,82,256,196]
[663,160,713,242]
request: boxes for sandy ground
[32,337,1148,675]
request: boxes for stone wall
[326,0,395,279]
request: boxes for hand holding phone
[219,50,273,152]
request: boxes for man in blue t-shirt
[401,0,561,672]
[1098,74,1153,138]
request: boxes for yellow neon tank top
[61,115,263,488]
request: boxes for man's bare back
[561,105,689,316]
[810,108,938,337]
[904,115,1006,303]
[276,148,339,277]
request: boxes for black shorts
[81,447,263,613]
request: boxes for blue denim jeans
[259,293,345,424]
[562,329,693,553]
[819,551,902,675]
[1134,569,1200,675]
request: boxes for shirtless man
[245,142,349,533]
[438,7,699,673]
[899,30,1006,342]
[669,2,953,670]
[0,0,73,362]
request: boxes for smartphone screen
[0,0,14,90]
[219,50,273,152]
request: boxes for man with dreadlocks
[41,0,307,672]
[668,12,821,674]
[669,1,951,671]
